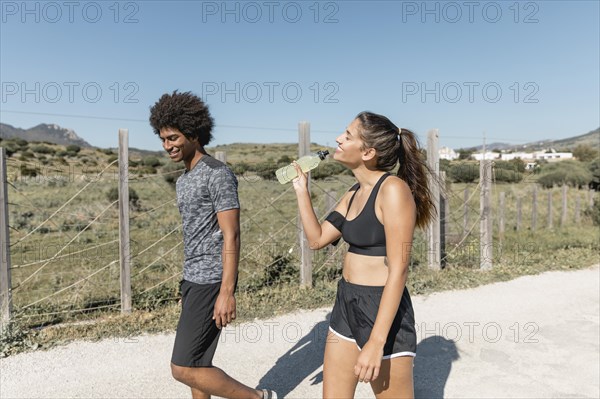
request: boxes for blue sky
[1,0,599,152]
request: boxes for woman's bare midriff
[342,252,389,286]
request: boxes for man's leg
[172,281,269,399]
[172,364,262,399]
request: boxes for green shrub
[56,156,68,165]
[439,159,452,174]
[585,198,600,226]
[19,164,38,177]
[536,160,593,188]
[5,138,29,151]
[253,162,278,180]
[99,148,114,155]
[231,162,250,175]
[31,145,55,155]
[493,160,524,183]
[106,187,140,209]
[312,161,348,180]
[23,150,35,158]
[138,166,157,175]
[240,254,298,292]
[2,142,18,156]
[278,155,292,165]
[573,144,598,163]
[457,148,474,160]
[59,218,89,233]
[449,161,479,183]
[588,158,600,190]
[66,144,81,154]
[142,156,161,167]
[162,162,185,187]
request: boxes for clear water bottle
[275,150,329,184]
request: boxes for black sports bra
[325,173,390,256]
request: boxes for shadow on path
[257,315,330,398]
[414,336,459,399]
[258,319,458,398]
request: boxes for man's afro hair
[149,90,214,146]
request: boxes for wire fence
[0,135,597,328]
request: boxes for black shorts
[171,280,222,367]
[329,278,417,359]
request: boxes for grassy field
[1,140,598,356]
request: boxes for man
[149,91,276,399]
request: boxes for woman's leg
[323,331,361,399]
[370,356,414,399]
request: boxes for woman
[292,111,435,398]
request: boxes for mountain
[545,128,600,150]
[465,128,600,152]
[466,142,514,151]
[0,123,92,147]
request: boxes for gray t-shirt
[176,155,240,284]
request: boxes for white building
[532,151,573,161]
[500,152,532,161]
[460,148,573,164]
[471,151,500,161]
[439,146,459,160]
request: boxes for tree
[573,144,598,162]
[588,157,600,190]
[457,148,474,160]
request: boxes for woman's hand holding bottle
[291,162,308,193]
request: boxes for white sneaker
[262,389,278,399]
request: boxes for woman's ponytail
[396,128,435,228]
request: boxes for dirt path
[1,265,598,398]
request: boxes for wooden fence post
[215,151,227,164]
[463,187,469,237]
[547,190,553,229]
[531,184,538,230]
[498,191,505,241]
[0,148,13,331]
[427,129,441,270]
[298,122,312,288]
[575,195,581,224]
[480,159,493,270]
[118,129,132,313]
[516,197,522,231]
[561,185,568,227]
